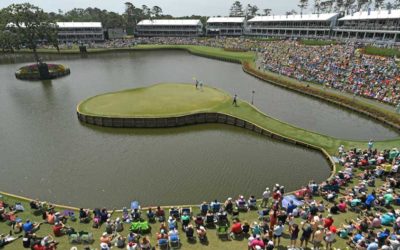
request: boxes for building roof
[339,9,400,21]
[137,19,202,26]
[56,22,102,28]
[248,13,339,22]
[207,17,245,23]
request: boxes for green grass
[78,83,231,118]
[364,46,400,57]
[301,39,338,46]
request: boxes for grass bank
[364,46,400,57]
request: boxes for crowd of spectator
[260,40,400,105]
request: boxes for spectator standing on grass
[232,94,238,106]
[261,187,270,208]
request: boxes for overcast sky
[0,0,312,16]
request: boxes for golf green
[78,83,231,118]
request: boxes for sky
[0,0,308,16]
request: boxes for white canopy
[339,9,400,21]
[207,17,245,23]
[56,22,102,28]
[137,19,202,26]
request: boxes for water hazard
[0,50,396,207]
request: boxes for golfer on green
[232,94,238,107]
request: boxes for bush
[15,63,70,80]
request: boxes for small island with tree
[0,3,70,80]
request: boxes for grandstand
[57,22,104,43]
[245,13,339,39]
[334,9,400,44]
[206,17,245,36]
[135,19,203,37]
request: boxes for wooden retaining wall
[77,111,336,175]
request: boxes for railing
[335,26,400,31]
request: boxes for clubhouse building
[135,19,203,37]
[206,17,245,36]
[333,9,400,44]
[245,13,339,39]
[57,22,104,43]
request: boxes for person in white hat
[261,187,271,208]
[224,197,233,213]
[115,217,124,232]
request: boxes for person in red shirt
[230,219,242,237]
[324,215,334,229]
[250,236,265,249]
[272,191,281,201]
[337,199,347,212]
[52,222,64,237]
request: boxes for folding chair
[180,207,192,217]
[216,224,229,240]
[185,229,196,243]
[169,208,180,220]
[68,234,81,244]
[205,214,215,228]
[236,201,248,212]
[158,240,169,250]
[170,239,180,249]
[80,232,93,244]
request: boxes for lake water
[0,50,395,207]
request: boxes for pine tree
[374,0,385,10]
[357,0,369,11]
[393,0,400,9]
[335,0,344,11]
[298,0,309,15]
[229,1,244,17]
[263,8,272,16]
